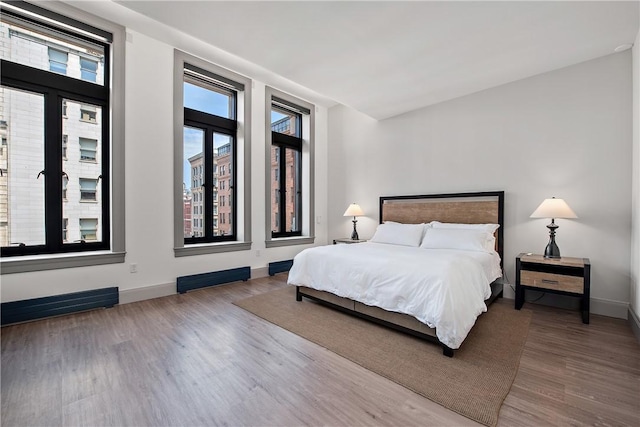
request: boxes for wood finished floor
[1,274,639,427]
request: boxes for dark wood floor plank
[2,274,639,427]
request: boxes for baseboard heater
[177,266,250,294]
[268,260,294,276]
[1,287,119,326]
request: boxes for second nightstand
[515,253,591,324]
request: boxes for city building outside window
[1,1,116,258]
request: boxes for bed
[288,191,505,357]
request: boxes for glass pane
[285,148,301,233]
[213,133,232,236]
[271,106,300,137]
[183,80,232,119]
[184,126,204,238]
[62,99,103,244]
[271,146,281,234]
[0,87,46,247]
[0,16,105,85]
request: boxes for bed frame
[295,191,505,357]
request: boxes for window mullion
[44,91,63,251]
[204,127,214,239]
[279,147,287,232]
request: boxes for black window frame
[271,102,303,238]
[0,3,112,257]
[183,67,238,245]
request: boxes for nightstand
[333,238,367,244]
[515,253,591,324]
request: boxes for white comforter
[287,242,501,349]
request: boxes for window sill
[265,236,315,248]
[174,241,252,257]
[1,251,126,275]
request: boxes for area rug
[234,286,532,426]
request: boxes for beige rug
[234,286,532,426]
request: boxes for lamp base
[543,241,561,258]
[351,218,359,240]
[543,220,561,258]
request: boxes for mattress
[287,242,502,349]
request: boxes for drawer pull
[541,279,559,284]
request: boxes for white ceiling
[117,1,639,120]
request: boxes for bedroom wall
[631,29,640,333]
[0,3,330,303]
[328,52,633,319]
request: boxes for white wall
[631,29,640,325]
[329,52,633,318]
[0,6,329,303]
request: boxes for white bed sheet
[287,242,502,349]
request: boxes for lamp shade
[530,197,577,219]
[343,203,364,217]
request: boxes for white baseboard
[119,282,176,304]
[251,267,269,279]
[590,297,629,320]
[629,306,640,343]
[119,267,271,305]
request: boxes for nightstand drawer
[520,270,584,294]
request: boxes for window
[79,178,98,201]
[62,134,68,159]
[80,105,97,123]
[79,138,97,161]
[0,1,125,272]
[181,64,238,244]
[48,48,67,74]
[174,50,251,256]
[270,103,302,237]
[80,58,98,83]
[79,218,98,241]
[265,87,315,247]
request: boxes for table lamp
[530,197,577,258]
[343,203,364,240]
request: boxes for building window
[265,87,315,246]
[79,138,97,162]
[80,58,98,83]
[79,178,98,201]
[1,2,118,260]
[48,48,67,74]
[80,105,97,123]
[79,218,98,241]
[62,134,68,159]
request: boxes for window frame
[173,50,252,256]
[264,87,315,248]
[0,0,126,274]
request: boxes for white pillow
[370,222,425,247]
[431,221,500,233]
[419,228,495,252]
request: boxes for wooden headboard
[379,191,505,267]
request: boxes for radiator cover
[1,287,119,326]
[177,266,250,294]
